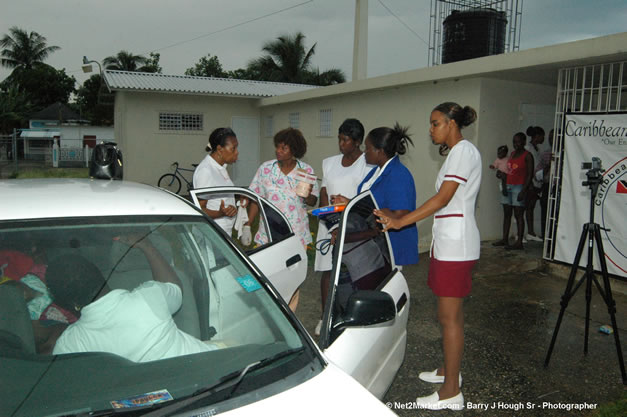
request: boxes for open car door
[318,191,410,399]
[190,186,307,303]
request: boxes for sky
[2,0,627,87]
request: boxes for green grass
[596,393,627,417]
[9,168,89,179]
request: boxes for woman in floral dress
[246,127,319,310]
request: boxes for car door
[190,186,307,303]
[318,191,410,400]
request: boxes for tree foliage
[245,32,345,85]
[185,33,345,86]
[1,63,75,111]
[0,85,31,133]
[74,74,113,126]
[103,50,155,72]
[185,54,226,77]
[143,52,162,74]
[0,26,60,71]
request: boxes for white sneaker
[418,369,462,386]
[415,391,464,411]
[314,320,322,336]
[526,234,543,242]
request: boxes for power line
[377,0,429,46]
[143,0,314,55]
[67,0,314,76]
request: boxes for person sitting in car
[47,234,220,362]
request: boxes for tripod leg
[544,224,589,367]
[593,226,627,384]
[584,227,595,355]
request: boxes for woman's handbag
[89,142,123,180]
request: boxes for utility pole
[352,0,368,81]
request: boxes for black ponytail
[367,122,414,158]
[433,102,477,129]
[433,102,477,155]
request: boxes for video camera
[581,157,604,187]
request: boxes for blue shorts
[501,184,524,207]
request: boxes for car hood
[201,362,396,416]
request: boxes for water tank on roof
[442,8,507,64]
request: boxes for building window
[319,109,332,137]
[264,115,274,137]
[159,112,203,131]
[289,112,300,129]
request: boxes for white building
[21,102,114,161]
[104,32,627,250]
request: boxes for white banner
[554,113,627,278]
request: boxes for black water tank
[442,8,507,64]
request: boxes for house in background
[104,32,627,249]
[104,72,316,186]
[20,102,114,160]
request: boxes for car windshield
[0,215,314,416]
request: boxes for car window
[260,199,292,242]
[335,196,393,311]
[192,188,294,251]
[0,216,317,417]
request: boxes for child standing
[489,145,509,196]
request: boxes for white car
[0,179,409,416]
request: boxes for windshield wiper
[82,361,259,417]
[83,347,306,417]
[141,347,306,417]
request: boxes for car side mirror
[334,290,396,330]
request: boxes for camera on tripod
[582,157,604,187]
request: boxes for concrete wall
[476,78,556,240]
[259,77,557,249]
[260,78,482,250]
[114,91,259,185]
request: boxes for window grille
[264,116,274,137]
[159,112,203,131]
[544,61,627,260]
[319,109,333,137]
[289,112,300,129]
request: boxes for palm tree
[247,32,345,86]
[0,27,60,71]
[103,50,150,72]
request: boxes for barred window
[264,116,274,137]
[159,112,203,131]
[289,112,300,129]
[319,109,333,137]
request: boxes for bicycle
[158,162,197,194]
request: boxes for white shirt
[431,140,482,261]
[53,281,216,362]
[193,154,236,234]
[315,154,373,271]
[321,153,372,198]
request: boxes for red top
[506,150,529,185]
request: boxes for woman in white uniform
[193,128,240,235]
[314,118,371,335]
[375,102,481,411]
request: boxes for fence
[0,133,92,174]
[544,61,627,262]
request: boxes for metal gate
[544,61,627,260]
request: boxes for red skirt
[427,257,477,298]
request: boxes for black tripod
[544,164,626,384]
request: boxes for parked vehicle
[0,179,409,416]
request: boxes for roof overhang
[19,130,60,138]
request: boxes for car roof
[0,179,202,221]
